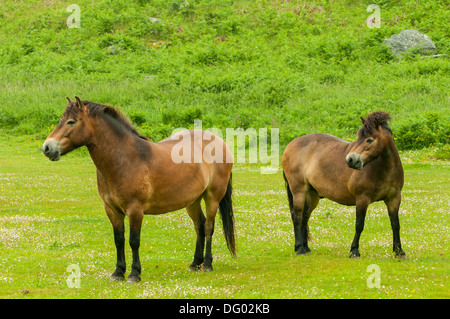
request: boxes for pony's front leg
[105,205,126,281]
[350,199,368,259]
[127,206,144,283]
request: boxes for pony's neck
[380,135,402,169]
[86,116,141,180]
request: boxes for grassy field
[0,0,448,300]
[0,134,448,299]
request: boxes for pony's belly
[311,184,356,206]
[143,202,190,215]
[324,193,356,206]
[143,192,201,215]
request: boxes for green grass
[0,134,448,298]
[0,0,448,299]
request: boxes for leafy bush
[395,113,450,149]
[433,144,450,160]
[139,122,173,142]
[162,106,203,127]
[128,111,147,126]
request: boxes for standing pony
[43,97,236,282]
[282,111,406,259]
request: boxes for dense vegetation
[0,0,448,152]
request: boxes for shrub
[433,144,450,160]
[128,111,147,126]
[374,43,394,63]
[394,112,450,149]
[139,122,173,142]
[162,106,203,127]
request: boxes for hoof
[110,275,125,282]
[189,260,203,271]
[202,265,213,272]
[126,275,141,283]
[395,247,407,260]
[189,265,202,272]
[349,252,361,259]
[296,247,311,256]
[396,253,407,260]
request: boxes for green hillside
[0,0,449,150]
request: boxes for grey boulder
[384,29,437,56]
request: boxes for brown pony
[282,111,406,259]
[43,97,235,282]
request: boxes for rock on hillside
[384,29,437,56]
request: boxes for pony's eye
[67,120,76,126]
[366,138,374,144]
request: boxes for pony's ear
[74,96,86,111]
[66,96,73,103]
[360,117,365,124]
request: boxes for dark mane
[357,111,392,139]
[65,100,148,140]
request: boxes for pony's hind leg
[385,194,406,259]
[127,204,144,283]
[289,183,309,255]
[301,191,320,253]
[186,199,206,271]
[203,194,220,272]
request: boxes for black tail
[218,173,236,256]
[283,171,310,240]
[283,171,294,212]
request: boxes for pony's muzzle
[42,138,61,161]
[346,153,363,170]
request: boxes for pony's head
[42,96,92,161]
[346,111,393,170]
